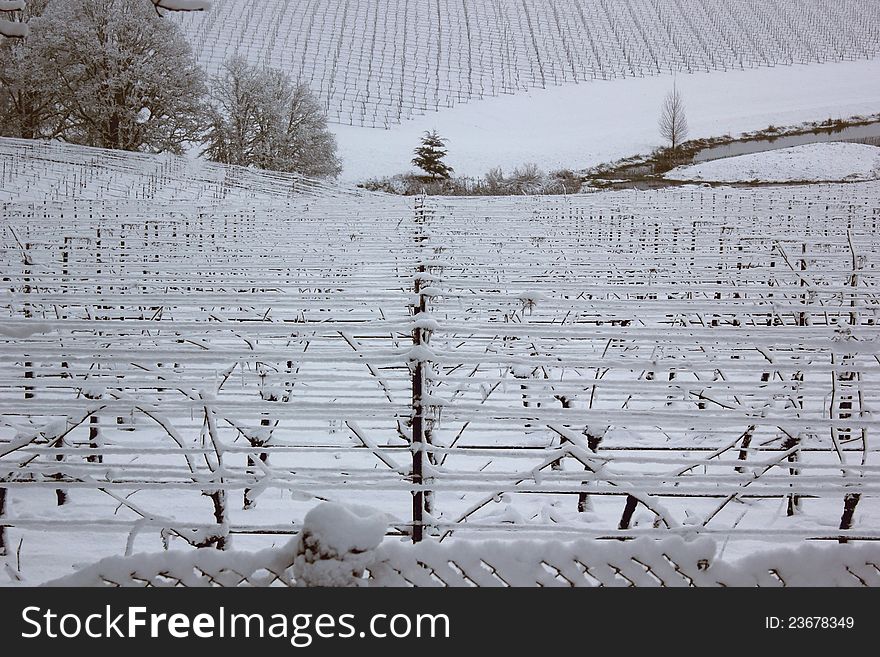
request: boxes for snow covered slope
[174,0,880,129]
[666,142,880,183]
[169,1,880,181]
[0,138,356,202]
[333,57,880,181]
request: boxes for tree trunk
[839,493,861,543]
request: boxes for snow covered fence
[41,502,880,586]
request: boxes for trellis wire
[1,159,879,560]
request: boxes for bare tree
[659,83,689,151]
[508,162,544,194]
[204,57,341,178]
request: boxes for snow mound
[299,502,388,555]
[667,142,880,183]
[293,503,389,587]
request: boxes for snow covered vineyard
[0,138,352,203]
[2,180,880,584]
[174,0,880,127]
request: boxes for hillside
[174,0,880,128]
[0,138,357,203]
[334,57,880,181]
[167,1,880,181]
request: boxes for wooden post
[95,226,102,318]
[53,436,68,506]
[244,383,276,510]
[23,242,33,401]
[61,236,69,307]
[85,390,102,463]
[782,434,800,516]
[578,427,604,513]
[411,196,429,543]
[782,243,808,515]
[618,495,639,530]
[798,242,808,327]
[839,229,863,541]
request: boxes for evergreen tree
[412,130,453,179]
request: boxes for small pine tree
[412,130,453,179]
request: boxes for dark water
[693,122,880,163]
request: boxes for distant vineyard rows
[174,0,880,127]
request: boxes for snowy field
[1,140,878,583]
[332,58,880,181]
[667,142,880,183]
[0,138,355,203]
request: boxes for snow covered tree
[659,83,689,151]
[0,0,59,138]
[203,57,341,178]
[29,0,207,153]
[412,130,453,180]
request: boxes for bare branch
[659,83,689,151]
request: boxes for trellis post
[411,196,431,542]
[839,229,864,541]
[23,242,33,400]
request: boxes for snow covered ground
[0,137,357,202]
[332,58,880,182]
[175,0,880,130]
[666,142,880,183]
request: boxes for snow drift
[666,142,880,183]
